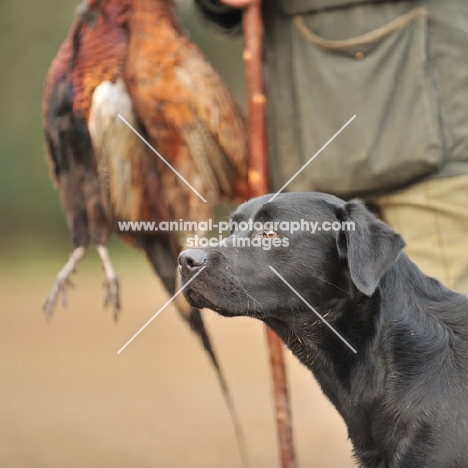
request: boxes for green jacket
[196,0,468,199]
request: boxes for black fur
[179,192,468,468]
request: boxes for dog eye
[263,230,278,239]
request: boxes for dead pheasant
[42,0,248,462]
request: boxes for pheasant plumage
[42,0,248,463]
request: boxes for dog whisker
[238,283,264,313]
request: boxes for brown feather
[125,0,248,225]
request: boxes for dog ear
[335,200,405,296]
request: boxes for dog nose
[178,249,207,276]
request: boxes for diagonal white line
[117,266,206,354]
[269,266,357,354]
[268,115,356,203]
[118,114,207,203]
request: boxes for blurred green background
[0,0,245,258]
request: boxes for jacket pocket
[289,6,443,196]
[279,0,412,16]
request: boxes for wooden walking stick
[242,3,297,467]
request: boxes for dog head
[179,192,405,321]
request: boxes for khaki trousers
[374,174,468,294]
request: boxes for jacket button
[355,51,365,60]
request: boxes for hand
[219,0,259,8]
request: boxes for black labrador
[179,192,468,468]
